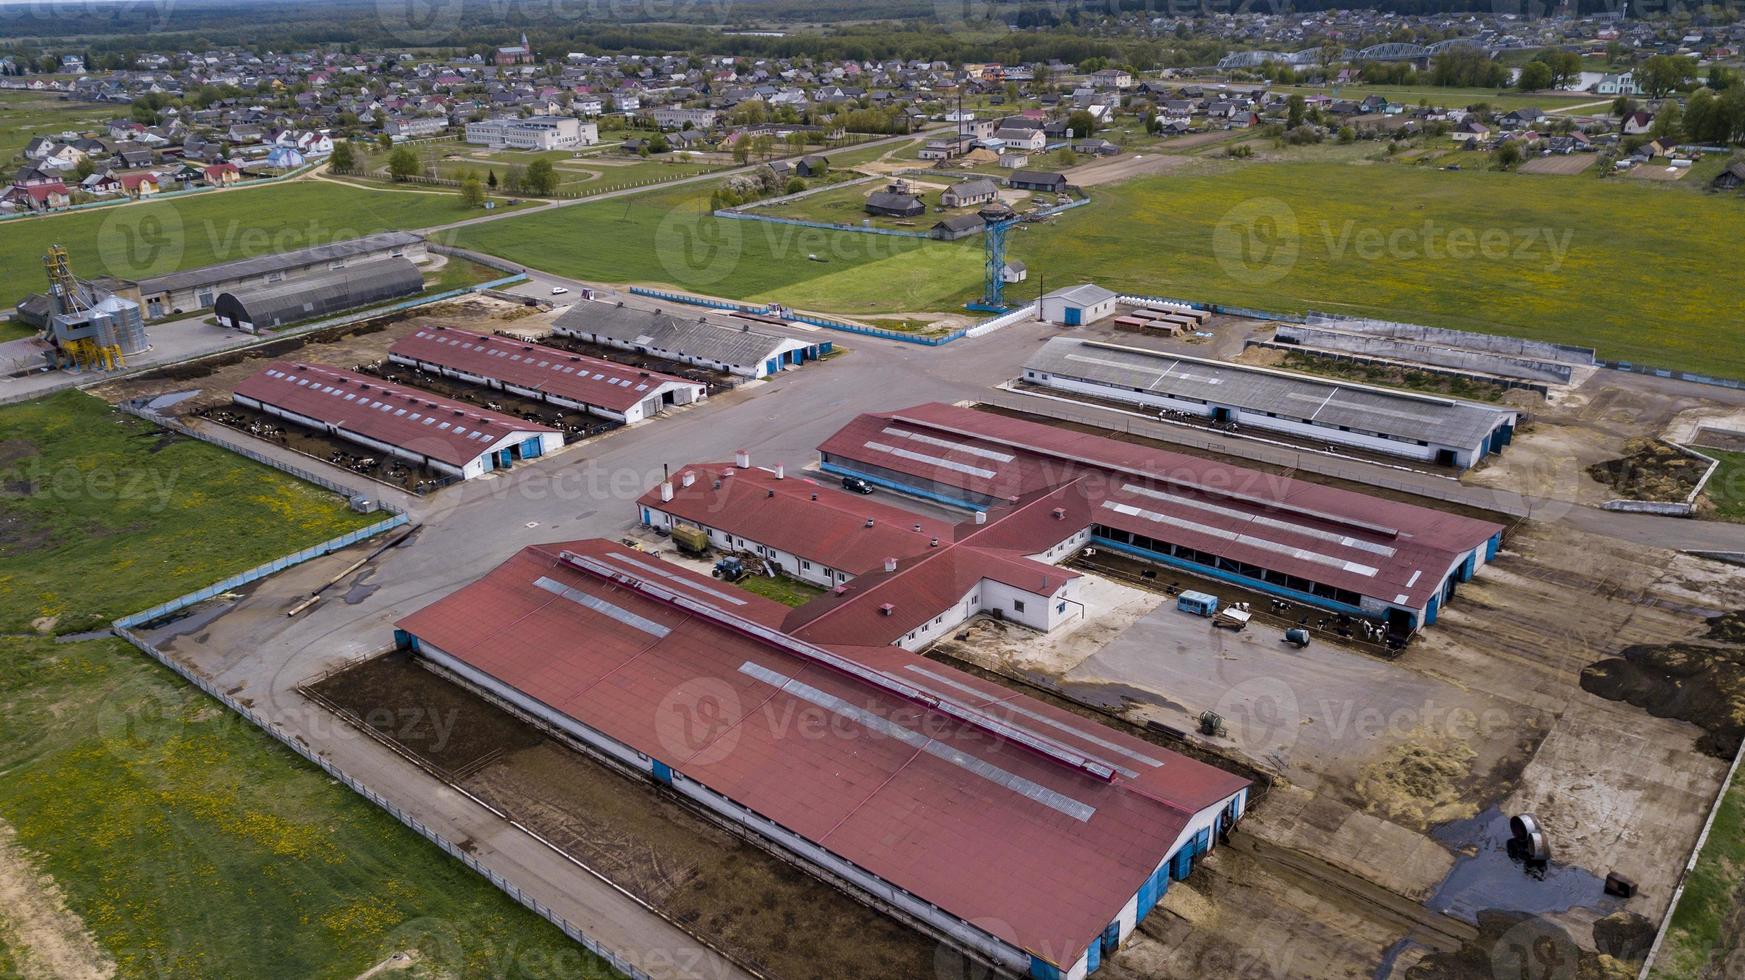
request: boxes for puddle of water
[1372,936,1424,980]
[343,583,380,605]
[145,597,238,639]
[1428,806,1619,924]
[145,390,201,411]
[343,568,379,605]
[1063,679,1187,715]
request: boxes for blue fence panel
[112,514,409,629]
[1602,360,1745,391]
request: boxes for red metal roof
[233,361,556,468]
[397,540,1249,969]
[818,403,1503,610]
[637,463,957,576]
[389,325,699,413]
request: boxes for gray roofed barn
[135,232,425,296]
[1021,336,1518,468]
[213,258,424,332]
[551,301,827,379]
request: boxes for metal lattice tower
[977,210,1019,308]
[981,217,1014,309]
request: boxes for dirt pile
[1591,911,1654,963]
[1580,613,1745,758]
[1586,438,1708,502]
[1356,732,1478,827]
[1406,910,1635,980]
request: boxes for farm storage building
[1022,337,1519,468]
[817,403,1505,634]
[552,299,827,379]
[636,458,1087,649]
[638,460,958,590]
[232,361,560,479]
[1040,284,1118,326]
[134,231,426,320]
[395,538,1251,980]
[388,326,704,424]
[213,258,424,332]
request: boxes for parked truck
[670,523,709,556]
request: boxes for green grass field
[0,180,483,310]
[1650,764,1745,978]
[1269,82,1608,114]
[1010,160,1745,376]
[0,634,615,979]
[0,91,115,163]
[1699,449,1745,522]
[734,572,827,607]
[0,391,377,634]
[452,182,982,314]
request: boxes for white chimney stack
[774,463,785,480]
[974,511,988,525]
[659,481,674,502]
[883,557,898,573]
[735,449,750,468]
[681,472,695,488]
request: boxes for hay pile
[1356,731,1478,827]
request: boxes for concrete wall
[1282,318,1589,383]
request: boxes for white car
[551,286,569,295]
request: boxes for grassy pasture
[0,180,485,310]
[0,391,376,634]
[1010,160,1745,376]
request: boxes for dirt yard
[931,519,1745,975]
[0,820,115,979]
[1465,372,1733,505]
[306,653,946,980]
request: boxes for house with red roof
[3,180,70,211]
[202,162,240,186]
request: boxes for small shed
[1040,283,1118,326]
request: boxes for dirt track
[308,653,948,980]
